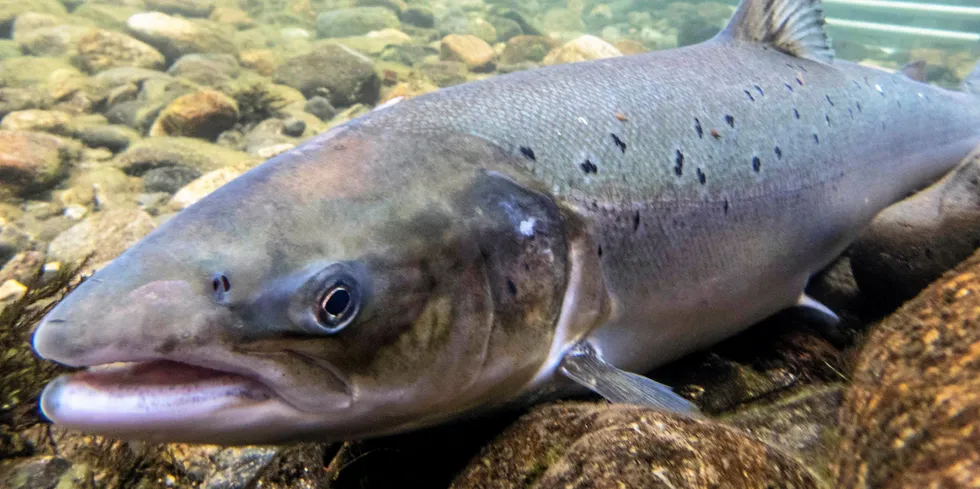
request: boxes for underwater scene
[2,0,980,487]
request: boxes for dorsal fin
[715,0,834,63]
[963,59,980,97]
[899,60,928,82]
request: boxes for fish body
[31,0,980,444]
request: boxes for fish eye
[314,279,359,332]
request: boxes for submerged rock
[170,166,245,210]
[167,53,240,85]
[75,28,166,73]
[543,34,622,65]
[47,207,156,266]
[452,402,821,489]
[146,0,215,18]
[149,89,239,140]
[0,130,80,200]
[0,0,67,37]
[837,248,980,488]
[440,34,496,72]
[115,137,261,176]
[316,7,401,38]
[851,150,980,308]
[500,35,559,64]
[275,43,381,106]
[0,110,73,136]
[126,12,238,62]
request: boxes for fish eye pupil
[319,286,353,323]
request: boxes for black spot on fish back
[674,150,684,176]
[754,85,764,96]
[520,146,536,160]
[774,146,782,159]
[725,115,735,128]
[744,90,755,102]
[580,160,598,174]
[793,108,800,119]
[633,211,640,231]
[752,156,761,172]
[695,118,703,139]
[696,168,706,185]
[611,134,627,153]
[506,279,518,296]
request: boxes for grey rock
[275,43,381,106]
[380,43,439,67]
[0,219,32,267]
[75,28,167,73]
[0,130,81,200]
[0,39,19,60]
[0,88,48,119]
[0,456,72,489]
[488,16,522,42]
[400,6,435,28]
[47,207,156,265]
[167,53,240,86]
[70,4,142,31]
[420,60,468,87]
[0,0,67,38]
[202,447,278,489]
[282,117,306,137]
[115,137,261,176]
[142,165,203,194]
[244,118,297,156]
[850,150,980,307]
[303,96,337,121]
[316,7,400,38]
[76,124,141,153]
[126,12,238,62]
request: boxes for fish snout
[33,278,238,368]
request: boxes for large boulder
[275,43,380,107]
[837,248,980,488]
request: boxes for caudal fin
[963,60,980,96]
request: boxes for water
[0,0,979,487]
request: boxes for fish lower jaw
[40,360,280,439]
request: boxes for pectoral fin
[796,293,840,325]
[558,342,701,415]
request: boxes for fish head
[32,126,605,444]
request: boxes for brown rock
[500,35,559,65]
[452,403,820,489]
[615,39,649,55]
[149,90,239,140]
[0,130,80,199]
[543,34,622,65]
[836,248,980,488]
[240,49,279,76]
[75,28,166,73]
[0,250,44,284]
[440,34,496,73]
[209,7,255,29]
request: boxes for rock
[0,218,32,267]
[400,6,434,28]
[47,207,156,265]
[167,53,240,86]
[142,165,203,194]
[0,130,80,199]
[0,250,44,284]
[0,56,79,89]
[10,12,60,39]
[282,118,306,137]
[149,90,239,140]
[489,16,522,42]
[170,166,244,210]
[243,118,299,156]
[146,0,215,18]
[126,12,238,62]
[615,39,649,55]
[315,7,400,38]
[500,35,559,64]
[14,21,90,57]
[304,95,337,121]
[76,124,141,152]
[850,151,980,309]
[836,248,980,488]
[0,456,72,489]
[0,0,67,37]
[71,4,142,31]
[209,7,256,30]
[333,28,412,55]
[0,110,73,136]
[380,43,439,67]
[201,447,278,489]
[541,8,585,33]
[420,59,468,87]
[543,34,622,65]
[0,39,18,60]
[275,43,381,106]
[75,28,166,73]
[239,49,279,76]
[116,137,261,177]
[0,88,48,118]
[0,279,27,305]
[440,34,495,72]
[678,16,721,47]
[451,403,820,489]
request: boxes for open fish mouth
[40,360,276,430]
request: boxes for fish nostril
[211,273,231,302]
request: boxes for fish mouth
[41,359,275,429]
